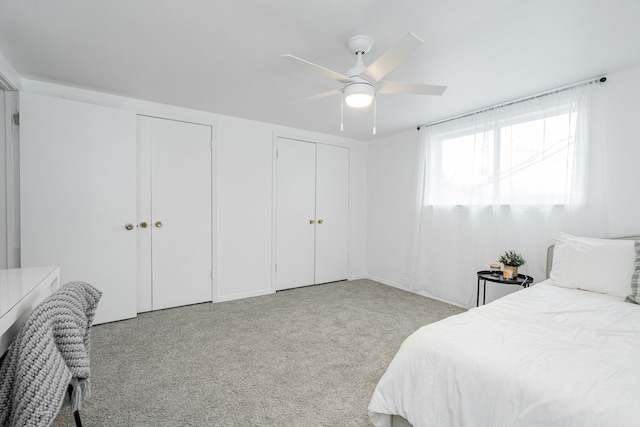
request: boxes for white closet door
[148,118,212,310]
[315,144,349,284]
[20,93,137,324]
[276,138,316,290]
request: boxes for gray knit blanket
[0,281,102,427]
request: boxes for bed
[368,233,640,427]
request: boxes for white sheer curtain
[405,83,608,307]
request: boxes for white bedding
[368,281,640,427]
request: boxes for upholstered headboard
[546,235,640,279]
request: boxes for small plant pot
[503,265,518,279]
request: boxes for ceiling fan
[282,32,447,111]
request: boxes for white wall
[366,66,640,304]
[20,80,368,304]
[214,118,274,301]
[366,128,418,287]
[598,67,640,236]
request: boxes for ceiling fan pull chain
[340,92,345,131]
[372,96,377,135]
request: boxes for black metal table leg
[483,281,487,305]
[67,384,83,427]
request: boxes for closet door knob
[309,219,315,224]
[125,223,134,231]
[155,221,163,228]
[318,219,324,224]
[140,221,148,228]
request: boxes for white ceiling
[1,0,639,141]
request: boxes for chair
[0,281,102,427]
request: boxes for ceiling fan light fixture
[344,82,374,108]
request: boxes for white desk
[0,266,60,355]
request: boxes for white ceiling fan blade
[377,81,447,96]
[291,89,342,104]
[362,33,424,83]
[282,54,353,84]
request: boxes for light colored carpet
[52,279,464,426]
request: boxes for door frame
[136,114,216,311]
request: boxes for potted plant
[498,250,526,278]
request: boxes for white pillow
[550,232,636,298]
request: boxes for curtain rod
[418,76,607,130]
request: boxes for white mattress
[368,281,640,427]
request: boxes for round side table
[476,270,534,306]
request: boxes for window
[424,90,587,207]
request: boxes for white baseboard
[216,289,274,303]
[364,275,468,310]
[214,277,468,310]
